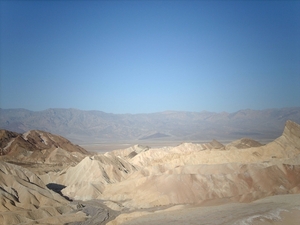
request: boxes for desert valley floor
[0,120,300,225]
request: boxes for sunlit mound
[41,154,137,201]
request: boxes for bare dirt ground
[118,194,300,225]
[68,199,121,225]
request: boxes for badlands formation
[0,120,300,224]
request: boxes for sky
[0,1,299,114]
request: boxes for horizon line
[1,106,300,115]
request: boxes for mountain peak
[282,120,300,146]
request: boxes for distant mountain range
[1,107,300,144]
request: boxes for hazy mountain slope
[1,107,300,143]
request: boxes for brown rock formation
[0,129,89,173]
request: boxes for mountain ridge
[1,107,300,144]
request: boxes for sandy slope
[0,161,86,225]
[40,154,137,201]
[113,194,300,225]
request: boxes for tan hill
[0,161,86,225]
[102,163,300,209]
[225,138,264,150]
[0,129,89,173]
[40,153,137,201]
[105,121,300,225]
[43,120,300,216]
[101,120,300,208]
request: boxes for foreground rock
[0,161,86,225]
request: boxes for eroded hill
[1,121,300,225]
[30,120,300,225]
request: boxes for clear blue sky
[1,1,299,114]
